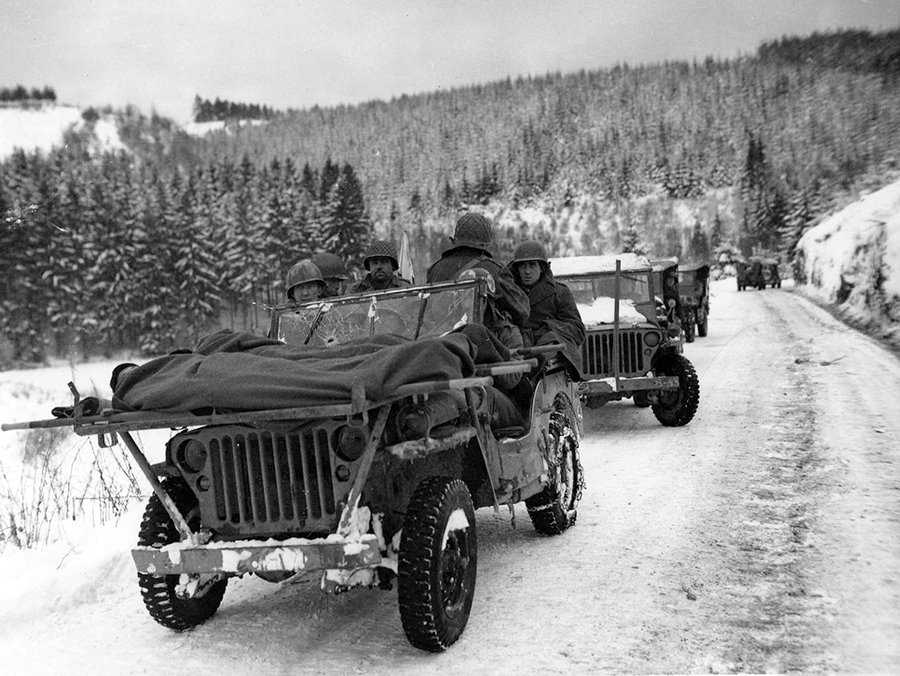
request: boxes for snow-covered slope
[0,104,125,159]
[796,179,900,335]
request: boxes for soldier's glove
[51,396,101,419]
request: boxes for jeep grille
[582,329,649,377]
[197,427,338,536]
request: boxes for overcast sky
[2,0,899,123]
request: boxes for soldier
[347,240,412,293]
[310,252,350,298]
[507,240,585,360]
[285,259,327,303]
[426,212,530,351]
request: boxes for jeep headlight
[177,439,207,473]
[643,331,661,348]
[336,425,368,461]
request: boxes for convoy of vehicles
[5,246,747,651]
[2,277,584,653]
[737,256,781,291]
[550,254,700,427]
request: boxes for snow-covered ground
[0,105,82,159]
[0,104,126,160]
[2,277,900,673]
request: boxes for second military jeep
[3,276,584,653]
[550,254,700,427]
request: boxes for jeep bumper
[580,375,679,395]
[132,534,382,575]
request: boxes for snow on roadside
[797,178,900,334]
[0,504,143,626]
[0,359,171,555]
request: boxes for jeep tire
[526,397,583,535]
[137,478,228,631]
[398,477,477,652]
[651,354,700,427]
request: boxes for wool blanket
[111,329,477,414]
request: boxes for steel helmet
[286,259,325,300]
[363,240,399,270]
[511,240,549,265]
[310,252,349,281]
[450,212,494,251]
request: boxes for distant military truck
[677,262,710,339]
[736,257,764,291]
[760,257,781,288]
[737,256,780,290]
[550,254,700,426]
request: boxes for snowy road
[2,281,899,674]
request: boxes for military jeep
[2,277,583,653]
[550,254,700,426]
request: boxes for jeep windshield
[272,280,482,347]
[560,271,654,305]
[556,270,657,325]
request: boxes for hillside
[2,27,900,362]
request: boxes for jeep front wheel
[398,477,477,652]
[137,478,228,631]
[526,399,583,535]
[651,354,700,427]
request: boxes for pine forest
[2,28,899,362]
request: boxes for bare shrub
[0,428,144,550]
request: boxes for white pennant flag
[399,230,415,284]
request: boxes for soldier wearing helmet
[347,239,411,293]
[285,259,327,303]
[507,240,585,365]
[310,252,350,298]
[427,212,530,342]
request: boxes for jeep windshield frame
[557,269,657,323]
[271,279,486,347]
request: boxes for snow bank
[797,179,900,328]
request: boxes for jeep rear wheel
[526,398,583,535]
[398,477,477,652]
[137,478,228,631]
[683,313,696,342]
[697,312,708,337]
[651,354,700,427]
